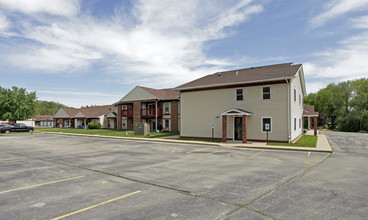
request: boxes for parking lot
[0,132,366,219]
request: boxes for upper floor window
[263,87,270,100]
[164,102,170,114]
[294,89,297,102]
[236,89,243,101]
[299,94,301,105]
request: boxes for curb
[40,132,333,153]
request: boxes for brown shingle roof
[303,105,319,116]
[32,115,53,120]
[79,105,114,118]
[176,62,302,90]
[63,108,80,117]
[139,86,179,100]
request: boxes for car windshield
[0,124,10,127]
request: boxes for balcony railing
[121,109,133,117]
[141,108,163,118]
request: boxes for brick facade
[170,101,179,132]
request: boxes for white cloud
[0,0,80,17]
[309,0,368,28]
[304,28,368,91]
[36,89,121,107]
[351,15,368,29]
[0,0,265,88]
[0,11,8,31]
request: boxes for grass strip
[268,135,317,148]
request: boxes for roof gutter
[175,76,296,91]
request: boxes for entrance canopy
[221,108,252,116]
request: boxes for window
[236,89,243,101]
[294,118,296,131]
[164,102,170,114]
[263,87,270,100]
[262,117,271,132]
[299,118,301,129]
[294,89,296,102]
[299,94,301,105]
[164,119,170,129]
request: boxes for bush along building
[114,86,180,132]
[176,62,307,143]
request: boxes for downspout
[155,99,160,135]
[286,79,291,143]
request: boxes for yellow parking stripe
[248,150,266,159]
[305,152,311,164]
[0,166,49,174]
[0,175,85,194]
[51,190,142,220]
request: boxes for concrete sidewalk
[41,131,333,153]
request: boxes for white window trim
[294,88,297,102]
[235,88,244,101]
[262,86,271,100]
[164,119,171,130]
[294,117,297,131]
[261,117,272,133]
[164,102,171,114]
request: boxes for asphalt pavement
[0,131,366,219]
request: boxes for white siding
[289,70,304,141]
[180,83,289,141]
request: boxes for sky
[1,0,368,107]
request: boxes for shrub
[88,122,101,129]
[358,130,366,133]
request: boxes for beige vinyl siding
[120,86,157,102]
[180,83,289,141]
[289,70,304,140]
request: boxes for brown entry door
[234,117,242,141]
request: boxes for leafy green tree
[0,86,37,123]
[36,100,68,115]
[351,78,368,131]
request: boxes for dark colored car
[10,123,35,132]
[0,124,12,133]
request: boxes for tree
[0,86,37,123]
[36,100,68,115]
[351,78,368,131]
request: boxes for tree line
[304,78,368,132]
[0,86,68,122]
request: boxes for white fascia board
[176,77,295,91]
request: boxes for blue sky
[1,0,368,107]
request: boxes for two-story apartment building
[114,86,180,132]
[176,63,306,143]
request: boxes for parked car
[10,123,35,132]
[0,124,12,133]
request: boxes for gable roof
[79,105,114,118]
[54,108,80,118]
[176,62,302,90]
[32,115,54,120]
[303,105,319,116]
[117,86,179,104]
[139,86,179,100]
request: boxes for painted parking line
[0,175,85,195]
[248,150,266,159]
[0,166,49,174]
[51,190,142,220]
[304,152,328,164]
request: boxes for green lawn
[35,127,179,138]
[268,135,318,148]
